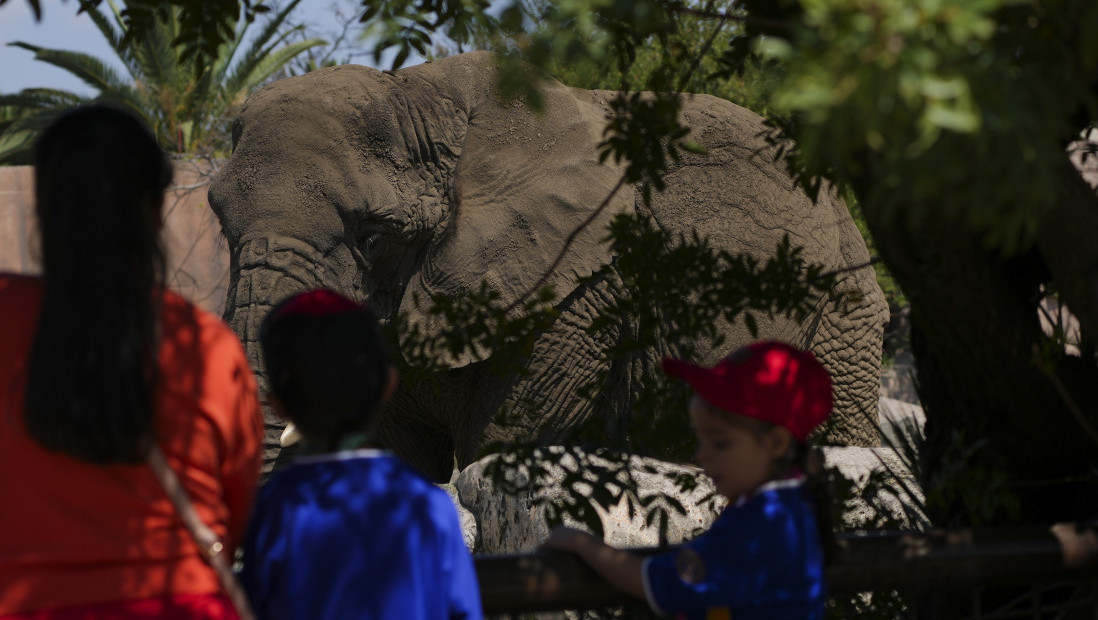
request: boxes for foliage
[724,0,1098,527]
[748,0,1095,254]
[357,0,494,69]
[275,0,376,78]
[923,428,1020,527]
[0,106,35,165]
[502,1,783,115]
[1,0,274,75]
[389,281,560,382]
[0,0,323,161]
[581,219,838,450]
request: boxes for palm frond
[224,38,327,104]
[0,88,90,111]
[0,105,73,142]
[0,92,93,164]
[126,6,186,98]
[7,0,323,156]
[239,0,305,67]
[224,0,310,93]
[94,86,150,116]
[207,5,252,86]
[0,129,37,165]
[194,16,252,115]
[84,5,122,59]
[91,91,158,130]
[8,42,131,93]
[102,0,140,77]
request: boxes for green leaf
[923,102,979,133]
[753,37,792,60]
[4,0,323,155]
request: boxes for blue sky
[0,1,119,95]
[0,0,421,96]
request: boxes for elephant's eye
[361,231,381,256]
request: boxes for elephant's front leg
[804,267,889,446]
[455,275,627,467]
[378,374,461,482]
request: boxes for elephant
[209,51,888,480]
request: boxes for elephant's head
[209,53,633,464]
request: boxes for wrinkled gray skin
[210,52,888,480]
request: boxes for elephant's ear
[400,61,633,367]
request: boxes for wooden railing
[474,525,1098,614]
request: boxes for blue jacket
[642,478,826,619]
[242,450,482,620]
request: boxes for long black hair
[24,105,172,463]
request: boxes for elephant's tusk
[280,422,302,447]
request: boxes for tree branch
[672,6,789,31]
[675,1,730,92]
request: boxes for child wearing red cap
[541,340,831,619]
[240,289,482,620]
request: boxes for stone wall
[0,161,230,316]
[449,442,927,554]
[0,167,35,275]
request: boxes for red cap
[662,341,832,440]
[269,289,363,320]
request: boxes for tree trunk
[859,158,1098,526]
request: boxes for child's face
[689,395,789,502]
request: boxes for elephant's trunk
[224,234,348,371]
[223,234,357,469]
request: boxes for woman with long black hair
[0,106,263,618]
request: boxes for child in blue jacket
[542,340,831,619]
[241,289,482,620]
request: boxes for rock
[439,483,479,551]
[822,446,925,530]
[442,399,930,553]
[878,397,926,448]
[1038,295,1081,356]
[453,450,722,554]
[880,350,919,405]
[443,444,928,555]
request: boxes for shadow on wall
[0,160,230,316]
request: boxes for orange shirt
[0,275,264,615]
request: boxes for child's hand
[540,526,598,555]
[540,526,646,600]
[1052,523,1098,569]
